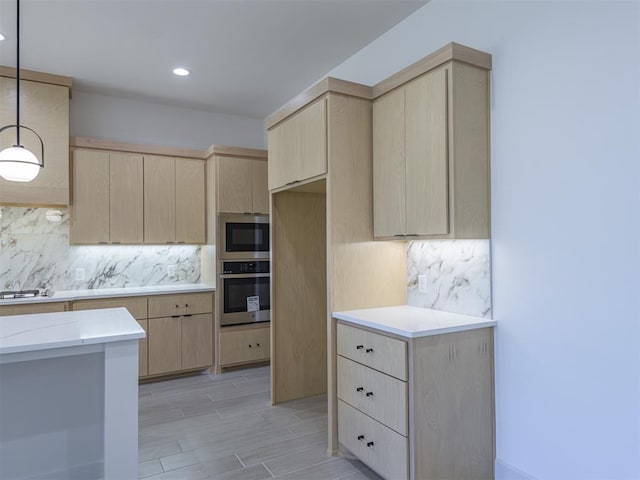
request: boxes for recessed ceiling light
[173,67,190,77]
[0,34,5,41]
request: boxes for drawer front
[219,327,270,366]
[337,356,408,436]
[338,400,408,480]
[0,302,67,316]
[72,297,147,320]
[148,292,213,318]
[337,322,407,380]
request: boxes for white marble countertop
[0,307,145,355]
[0,283,215,306]
[333,305,496,339]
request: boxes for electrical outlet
[418,274,427,293]
[75,268,85,281]
[168,264,177,278]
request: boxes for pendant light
[0,0,44,182]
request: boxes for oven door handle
[219,273,271,279]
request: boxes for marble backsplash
[407,240,492,318]
[0,207,201,292]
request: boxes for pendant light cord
[15,0,21,146]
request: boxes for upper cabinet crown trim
[265,77,372,130]
[0,65,72,96]
[206,144,268,160]
[70,137,207,160]
[372,42,492,99]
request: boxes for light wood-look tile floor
[138,365,383,480]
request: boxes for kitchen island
[0,308,144,480]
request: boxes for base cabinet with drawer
[336,321,494,480]
[218,324,270,368]
[147,293,213,376]
[70,291,214,378]
[72,296,149,376]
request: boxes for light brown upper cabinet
[373,50,491,239]
[144,156,205,244]
[267,98,327,190]
[71,149,143,244]
[216,156,269,214]
[0,69,71,206]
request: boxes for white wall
[326,1,640,479]
[70,90,265,150]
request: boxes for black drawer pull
[356,387,364,392]
[357,435,364,441]
[185,304,189,308]
[367,441,374,447]
[248,344,253,348]
[256,343,260,347]
[366,391,374,397]
[356,345,364,350]
[366,348,374,353]
[175,304,179,308]
[183,314,192,317]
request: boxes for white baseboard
[496,458,538,480]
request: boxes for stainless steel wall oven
[219,260,270,326]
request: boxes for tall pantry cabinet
[266,78,407,453]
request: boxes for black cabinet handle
[185,304,189,308]
[183,314,192,317]
[356,387,364,392]
[357,435,364,441]
[356,345,364,350]
[256,343,260,347]
[175,304,179,308]
[248,344,253,348]
[367,441,374,447]
[366,392,374,397]
[366,348,374,353]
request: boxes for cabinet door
[405,68,449,236]
[71,149,110,244]
[267,98,326,190]
[219,326,270,366]
[181,313,213,370]
[176,158,205,244]
[148,316,182,375]
[373,88,406,237]
[217,156,252,213]
[0,78,69,206]
[138,319,149,377]
[144,156,176,244]
[251,160,269,214]
[110,153,144,244]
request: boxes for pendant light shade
[0,0,44,182]
[0,145,41,182]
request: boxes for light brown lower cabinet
[181,313,214,370]
[336,321,494,480]
[218,325,270,367]
[148,316,183,375]
[71,292,214,378]
[0,302,68,316]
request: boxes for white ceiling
[0,0,427,119]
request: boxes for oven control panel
[222,261,270,275]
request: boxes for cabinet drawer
[337,356,408,436]
[72,296,147,320]
[337,322,407,380]
[148,292,213,318]
[219,326,270,366]
[0,302,67,316]
[338,400,408,480]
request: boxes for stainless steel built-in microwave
[218,214,269,260]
